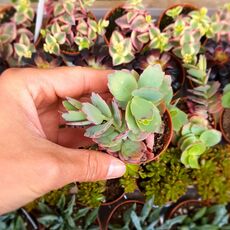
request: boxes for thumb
[40,142,126,193]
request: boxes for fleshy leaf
[62,111,86,122]
[199,129,222,147]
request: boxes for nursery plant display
[1,0,230,229]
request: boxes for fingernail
[107,159,126,179]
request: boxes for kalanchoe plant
[108,6,155,66]
[38,194,99,230]
[42,0,108,55]
[139,147,192,205]
[222,84,230,108]
[62,65,174,164]
[178,116,221,169]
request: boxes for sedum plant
[193,145,230,203]
[62,65,174,164]
[42,0,108,55]
[38,194,99,230]
[178,116,221,169]
[119,164,140,193]
[139,147,192,205]
[162,203,230,230]
[76,181,106,208]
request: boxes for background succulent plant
[38,194,99,230]
[62,65,175,163]
[139,147,192,205]
[193,145,230,203]
[222,84,230,108]
[177,116,221,169]
[42,0,108,55]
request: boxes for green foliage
[38,194,99,230]
[222,84,230,108]
[162,203,230,229]
[166,6,183,19]
[178,116,221,169]
[62,65,177,163]
[119,164,139,193]
[139,147,192,205]
[109,198,164,230]
[0,211,27,230]
[76,181,106,207]
[193,145,230,203]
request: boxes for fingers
[2,67,113,107]
[37,141,126,194]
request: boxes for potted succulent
[0,0,37,66]
[165,200,230,230]
[192,145,230,204]
[157,4,198,31]
[75,179,125,208]
[138,147,192,206]
[204,4,230,88]
[220,84,230,143]
[106,198,165,230]
[104,0,156,66]
[37,194,101,230]
[61,64,174,164]
[39,0,108,57]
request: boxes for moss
[76,181,106,208]
[139,147,193,205]
[193,144,230,203]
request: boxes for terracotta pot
[220,108,230,143]
[157,3,199,31]
[105,200,144,230]
[167,199,207,219]
[103,4,125,45]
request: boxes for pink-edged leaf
[54,3,65,16]
[85,120,113,138]
[66,121,92,126]
[137,32,149,43]
[127,11,138,23]
[77,19,88,36]
[131,31,143,51]
[145,133,155,151]
[110,31,123,44]
[111,99,122,128]
[131,15,149,32]
[115,14,130,30]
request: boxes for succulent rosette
[62,65,174,164]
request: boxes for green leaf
[82,103,106,125]
[170,107,188,132]
[62,111,86,122]
[85,208,99,229]
[132,87,163,104]
[62,101,77,111]
[55,32,66,45]
[66,97,82,109]
[108,71,137,103]
[125,101,140,134]
[200,129,222,147]
[111,99,122,128]
[91,93,112,118]
[222,91,230,108]
[130,211,142,230]
[138,64,164,89]
[188,155,200,169]
[192,207,207,221]
[121,140,143,158]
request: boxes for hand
[0,67,126,214]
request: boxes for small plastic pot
[105,200,144,230]
[166,199,206,219]
[157,3,199,31]
[103,4,126,45]
[220,108,230,144]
